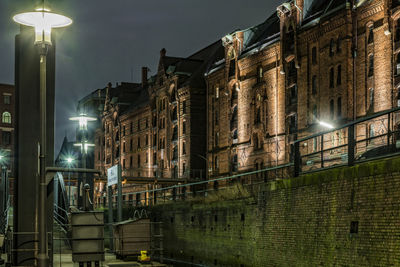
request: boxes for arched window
[2,112,11,124]
[369,88,374,110]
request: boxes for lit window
[2,112,11,124]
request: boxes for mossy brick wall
[151,156,400,266]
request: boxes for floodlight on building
[319,121,334,129]
[235,83,240,92]
[13,8,72,45]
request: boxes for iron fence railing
[294,107,400,176]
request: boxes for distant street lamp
[13,6,72,267]
[70,114,96,210]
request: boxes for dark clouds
[0,0,283,156]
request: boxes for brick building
[0,84,15,196]
[205,0,400,176]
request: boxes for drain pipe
[293,0,303,25]
[352,2,358,120]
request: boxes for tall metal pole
[38,43,49,267]
[68,168,71,207]
[117,164,122,222]
[107,186,113,251]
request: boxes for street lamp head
[70,114,97,130]
[66,157,74,164]
[13,8,72,45]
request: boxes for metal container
[113,218,151,259]
[71,211,105,262]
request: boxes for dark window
[123,142,126,152]
[232,154,238,172]
[312,75,317,95]
[137,155,141,166]
[138,120,141,131]
[130,122,133,134]
[145,134,148,146]
[123,126,126,136]
[337,97,342,118]
[330,99,334,120]
[255,107,261,124]
[229,59,236,77]
[312,105,318,122]
[145,118,148,128]
[253,133,259,150]
[337,37,342,53]
[215,132,219,147]
[129,156,132,167]
[396,53,400,75]
[130,139,133,151]
[182,100,186,114]
[182,141,186,155]
[337,65,342,85]
[368,26,374,44]
[182,121,186,134]
[137,137,140,148]
[350,221,359,234]
[368,55,374,77]
[369,88,374,110]
[312,46,317,65]
[289,115,296,134]
[215,110,219,126]
[122,159,126,169]
[3,95,10,105]
[329,68,334,88]
[2,131,10,145]
[329,39,335,57]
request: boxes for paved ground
[52,252,168,267]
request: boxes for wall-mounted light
[319,121,334,129]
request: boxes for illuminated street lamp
[70,114,96,210]
[70,114,97,130]
[66,156,74,207]
[13,6,72,267]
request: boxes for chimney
[160,48,166,57]
[142,67,148,87]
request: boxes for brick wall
[152,156,400,266]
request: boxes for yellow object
[138,250,151,262]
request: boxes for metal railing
[98,163,293,208]
[294,107,400,176]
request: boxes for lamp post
[70,114,96,210]
[13,6,72,267]
[66,157,74,207]
[0,155,7,234]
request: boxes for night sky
[0,0,283,157]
